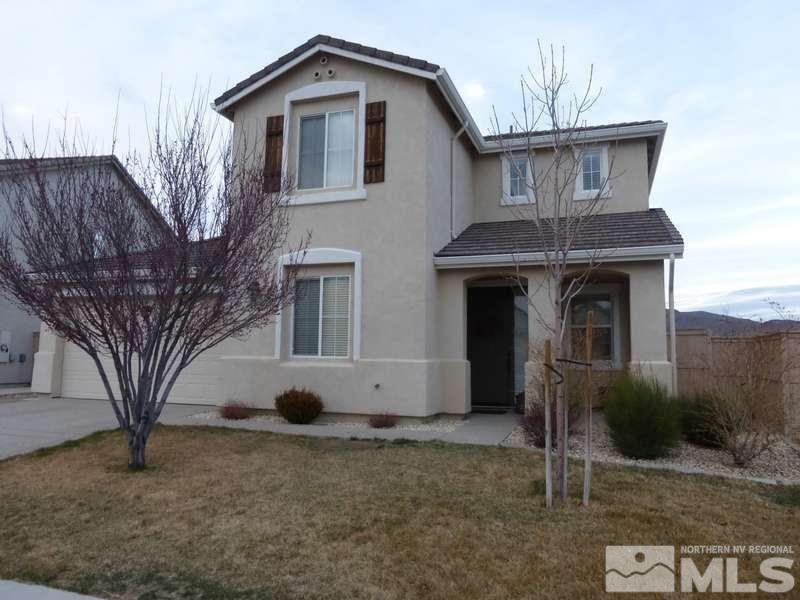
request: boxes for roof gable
[214,35,440,115]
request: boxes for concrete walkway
[0,396,201,460]
[0,580,103,599]
[164,407,520,446]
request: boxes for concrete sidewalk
[0,580,103,599]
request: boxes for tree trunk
[126,428,149,470]
[582,311,594,507]
[560,363,569,504]
[543,339,553,508]
[553,311,567,504]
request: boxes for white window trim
[274,248,362,360]
[283,81,367,206]
[500,153,535,206]
[297,109,356,192]
[573,145,612,201]
[567,283,623,369]
[290,275,352,359]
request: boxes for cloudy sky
[2,1,798,320]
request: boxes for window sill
[289,188,367,206]
[282,359,354,367]
[500,196,534,206]
[573,190,612,202]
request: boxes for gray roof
[214,34,440,107]
[435,208,683,257]
[484,121,664,141]
[0,155,168,234]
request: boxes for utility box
[0,331,10,363]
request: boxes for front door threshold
[470,405,513,415]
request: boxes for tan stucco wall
[233,53,432,362]
[212,54,453,415]
[471,139,651,223]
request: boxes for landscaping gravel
[504,412,800,484]
[190,411,464,433]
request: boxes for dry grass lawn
[0,426,797,599]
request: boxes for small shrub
[520,401,583,448]
[702,392,778,466]
[679,392,724,448]
[368,413,399,429]
[604,374,681,459]
[274,387,323,424]
[219,401,256,420]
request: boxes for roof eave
[433,243,684,269]
[433,69,486,152]
[480,121,668,153]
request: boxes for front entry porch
[437,262,672,415]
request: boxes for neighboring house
[0,156,163,390]
[33,35,684,415]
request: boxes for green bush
[678,392,724,448]
[604,374,681,459]
[274,387,323,424]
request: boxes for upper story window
[298,110,354,190]
[509,157,528,198]
[574,145,611,200]
[293,275,351,358]
[501,154,534,206]
[582,149,602,192]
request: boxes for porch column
[435,269,470,414]
[524,268,552,406]
[627,261,673,393]
[31,325,64,396]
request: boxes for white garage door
[61,342,222,404]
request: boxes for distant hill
[667,310,800,336]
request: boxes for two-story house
[33,35,683,416]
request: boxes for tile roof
[214,34,440,107]
[435,208,683,257]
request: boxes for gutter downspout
[450,121,468,240]
[668,253,678,394]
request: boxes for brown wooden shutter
[364,101,386,184]
[264,115,284,193]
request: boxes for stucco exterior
[33,39,680,414]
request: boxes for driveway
[0,396,206,460]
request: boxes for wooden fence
[672,329,800,438]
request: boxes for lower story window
[570,294,614,361]
[293,276,350,358]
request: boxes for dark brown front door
[467,286,515,407]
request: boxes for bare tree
[706,334,787,466]
[0,92,306,469]
[491,43,616,504]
